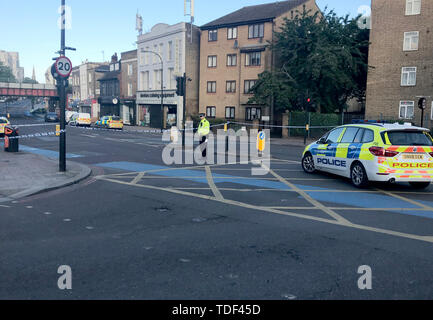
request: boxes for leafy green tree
[0,61,17,83]
[249,8,369,114]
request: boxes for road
[1,115,433,299]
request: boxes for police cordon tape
[0,130,66,141]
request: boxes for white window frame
[127,83,132,97]
[207,55,217,68]
[401,67,417,86]
[227,54,237,66]
[403,31,419,51]
[225,106,235,119]
[127,64,133,76]
[399,101,415,119]
[406,0,421,15]
[227,27,237,40]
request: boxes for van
[69,113,91,127]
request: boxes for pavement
[0,150,91,203]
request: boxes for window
[246,107,261,121]
[128,64,133,76]
[127,83,133,96]
[401,67,417,86]
[404,32,419,51]
[353,128,365,143]
[362,129,374,143]
[245,52,261,66]
[386,131,433,146]
[208,30,218,41]
[406,0,421,15]
[207,81,216,93]
[341,127,360,143]
[168,41,173,61]
[399,101,415,119]
[88,73,92,83]
[226,81,236,93]
[207,55,217,68]
[227,27,237,39]
[227,54,237,66]
[225,107,235,119]
[206,106,216,118]
[324,128,344,144]
[153,45,158,63]
[244,80,257,93]
[248,23,264,38]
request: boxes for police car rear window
[385,131,433,146]
[112,116,120,121]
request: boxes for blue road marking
[96,161,433,219]
[20,145,82,159]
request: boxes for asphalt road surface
[1,115,433,299]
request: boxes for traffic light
[418,97,426,110]
[176,76,185,96]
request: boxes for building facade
[120,50,138,125]
[366,0,433,128]
[98,53,122,118]
[0,50,24,82]
[136,22,200,128]
[199,0,319,124]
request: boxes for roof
[342,123,430,132]
[201,0,309,29]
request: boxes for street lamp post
[142,50,164,132]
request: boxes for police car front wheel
[351,162,368,188]
[302,153,316,173]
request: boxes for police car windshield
[386,131,433,146]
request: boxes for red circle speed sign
[55,56,73,78]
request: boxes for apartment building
[365,0,433,128]
[136,22,200,128]
[199,0,319,123]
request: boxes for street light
[141,50,164,132]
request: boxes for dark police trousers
[200,135,207,157]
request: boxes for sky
[0,0,371,83]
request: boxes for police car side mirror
[318,138,327,144]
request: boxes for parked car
[44,112,59,122]
[69,113,91,127]
[95,115,123,130]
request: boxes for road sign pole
[59,0,67,172]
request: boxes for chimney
[111,53,118,63]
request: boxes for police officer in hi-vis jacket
[197,113,210,157]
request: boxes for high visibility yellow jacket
[198,118,210,136]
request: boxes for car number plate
[402,154,424,160]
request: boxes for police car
[302,123,433,189]
[0,117,10,136]
[95,116,123,130]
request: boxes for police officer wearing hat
[197,113,210,157]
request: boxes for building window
[128,83,132,96]
[399,101,415,119]
[404,32,419,51]
[244,80,257,94]
[207,81,216,93]
[168,41,173,61]
[401,67,417,86]
[245,52,261,66]
[227,27,237,39]
[208,30,218,41]
[88,73,92,83]
[248,23,264,38]
[206,106,216,118]
[225,107,235,119]
[227,54,237,66]
[128,64,133,76]
[226,81,236,93]
[406,0,421,15]
[207,55,217,68]
[246,107,261,121]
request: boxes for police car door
[336,127,362,177]
[315,127,345,172]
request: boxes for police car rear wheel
[409,182,430,189]
[351,163,368,188]
[302,153,316,173]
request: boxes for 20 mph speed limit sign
[54,56,72,78]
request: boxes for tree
[23,77,38,84]
[249,8,370,114]
[0,61,17,83]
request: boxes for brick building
[199,0,319,123]
[366,0,433,128]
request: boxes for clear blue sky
[0,0,371,83]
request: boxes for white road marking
[63,219,71,222]
[98,176,433,243]
[0,205,10,208]
[130,172,145,185]
[44,212,52,215]
[265,165,352,225]
[205,166,224,200]
[25,206,33,209]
